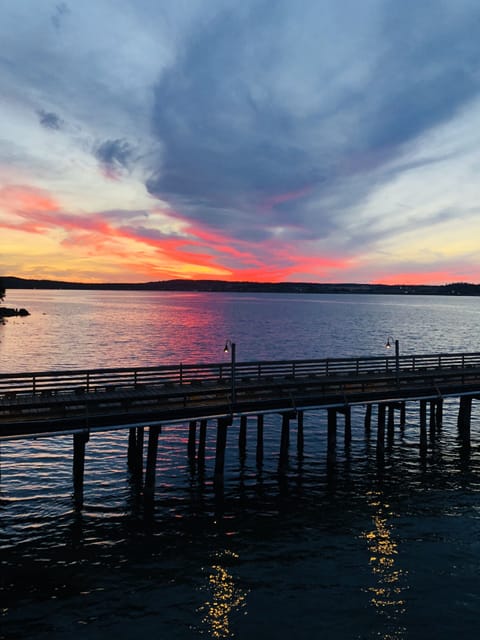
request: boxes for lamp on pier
[385,336,400,386]
[223,340,236,403]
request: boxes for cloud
[37,109,64,130]
[51,3,70,31]
[0,184,61,217]
[94,138,135,179]
[146,0,480,259]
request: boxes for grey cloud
[146,0,480,250]
[37,109,63,130]
[339,204,463,257]
[383,207,459,239]
[147,2,329,243]
[95,139,135,177]
[118,224,179,243]
[363,0,480,151]
[100,209,150,223]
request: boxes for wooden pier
[1,351,480,506]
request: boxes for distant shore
[1,276,480,296]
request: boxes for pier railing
[2,351,480,401]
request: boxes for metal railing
[1,351,480,402]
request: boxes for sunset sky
[1,0,480,284]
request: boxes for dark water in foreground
[1,291,480,639]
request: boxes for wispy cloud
[146,1,480,261]
[94,139,136,179]
[37,109,64,131]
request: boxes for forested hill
[1,276,480,296]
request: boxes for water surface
[1,290,480,639]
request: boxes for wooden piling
[198,419,207,465]
[376,404,385,456]
[429,401,437,437]
[127,428,136,469]
[279,413,290,467]
[297,410,304,457]
[399,401,406,427]
[419,399,427,429]
[256,414,264,465]
[364,404,372,433]
[214,417,230,480]
[239,415,247,456]
[144,425,161,502]
[135,427,144,477]
[188,420,197,460]
[420,399,427,452]
[457,396,472,446]
[327,408,337,457]
[436,398,443,429]
[386,404,395,447]
[344,406,351,446]
[73,431,89,508]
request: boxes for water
[1,290,480,639]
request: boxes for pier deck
[2,351,480,439]
[2,351,480,506]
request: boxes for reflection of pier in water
[1,351,480,506]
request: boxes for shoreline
[2,276,480,296]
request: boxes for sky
[1,0,480,285]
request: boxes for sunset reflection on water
[363,490,409,639]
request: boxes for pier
[1,351,480,506]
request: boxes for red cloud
[1,185,61,213]
[0,185,63,232]
[0,184,354,283]
[0,185,129,240]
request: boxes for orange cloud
[0,183,355,283]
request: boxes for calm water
[1,290,480,639]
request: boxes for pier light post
[224,340,236,403]
[385,336,400,386]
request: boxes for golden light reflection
[362,491,409,639]
[199,550,248,638]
